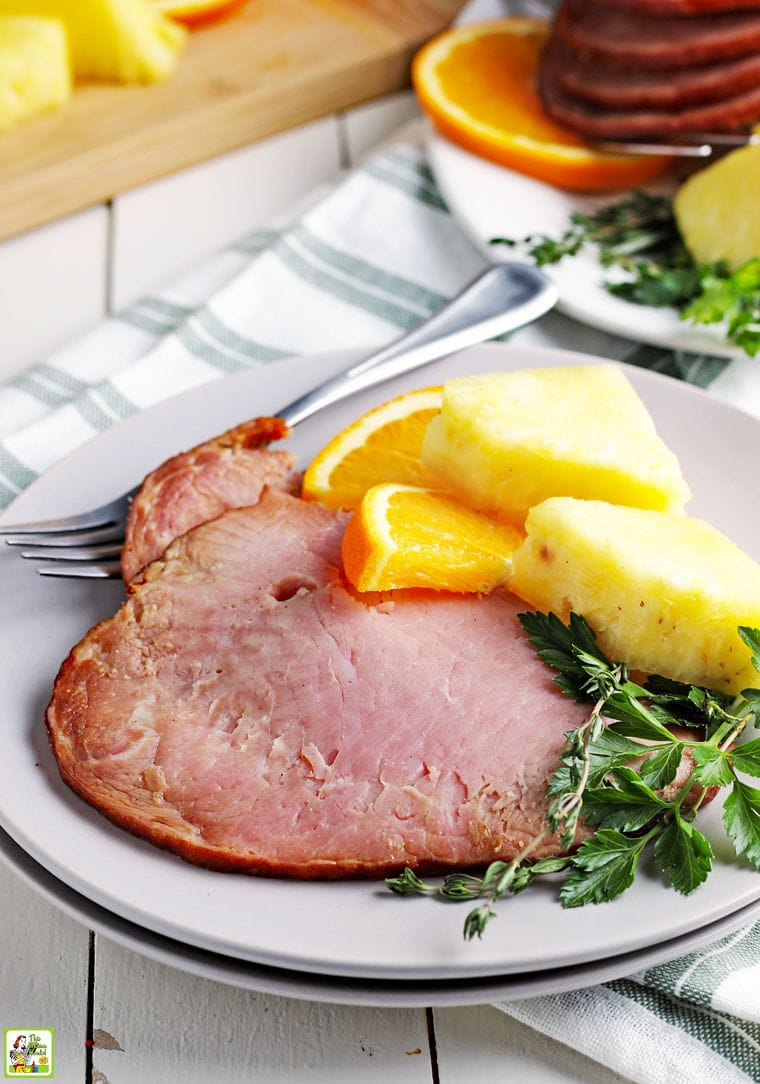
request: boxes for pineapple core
[421,366,691,525]
[0,16,70,131]
[510,497,760,695]
[0,0,186,83]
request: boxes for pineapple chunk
[0,0,186,83]
[0,16,70,131]
[674,143,760,270]
[421,366,690,526]
[510,497,760,695]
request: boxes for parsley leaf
[560,829,652,907]
[723,780,760,868]
[653,813,713,895]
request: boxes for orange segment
[413,18,673,191]
[151,0,246,27]
[301,387,443,511]
[341,483,523,594]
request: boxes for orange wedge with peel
[151,0,246,27]
[341,483,523,594]
[412,19,673,191]
[301,386,443,511]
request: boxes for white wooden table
[0,96,630,1084]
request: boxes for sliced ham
[121,415,299,581]
[558,2,760,68]
[544,36,760,111]
[47,489,595,878]
[539,59,760,138]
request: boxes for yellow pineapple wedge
[0,0,186,83]
[421,366,691,525]
[510,497,760,695]
[0,16,70,131]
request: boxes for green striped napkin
[1,141,758,1082]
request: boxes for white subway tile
[342,91,422,165]
[110,117,342,311]
[0,207,108,381]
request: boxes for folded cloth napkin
[1,138,759,1083]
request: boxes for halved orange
[151,0,247,27]
[341,483,523,594]
[412,18,673,191]
[301,387,443,511]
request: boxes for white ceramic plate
[1,342,759,983]
[428,133,740,359]
[2,827,759,1007]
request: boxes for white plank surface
[91,936,433,1083]
[109,117,342,311]
[0,862,90,1082]
[0,207,108,383]
[433,1005,632,1082]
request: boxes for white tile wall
[0,95,429,383]
[341,90,422,165]
[109,116,342,312]
[0,206,109,383]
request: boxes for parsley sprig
[490,190,760,357]
[386,613,760,939]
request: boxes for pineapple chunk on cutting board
[510,497,760,695]
[421,366,691,526]
[0,0,186,83]
[0,16,70,131]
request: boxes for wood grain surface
[0,0,463,243]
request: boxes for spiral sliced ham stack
[539,0,760,140]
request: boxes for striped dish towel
[1,141,759,1082]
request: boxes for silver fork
[0,263,557,579]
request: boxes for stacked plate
[2,343,759,1007]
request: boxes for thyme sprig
[490,190,760,357]
[386,613,760,939]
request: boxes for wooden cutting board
[0,0,464,243]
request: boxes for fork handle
[278,264,556,427]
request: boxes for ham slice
[47,489,594,878]
[121,415,298,581]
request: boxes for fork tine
[4,524,126,547]
[18,543,123,562]
[37,561,121,579]
[0,488,135,537]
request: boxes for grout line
[335,113,352,170]
[104,200,115,316]
[85,930,95,1082]
[426,1006,441,1084]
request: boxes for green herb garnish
[386,612,760,939]
[490,191,760,357]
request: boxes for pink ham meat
[47,489,593,879]
[121,415,299,582]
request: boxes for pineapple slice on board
[509,497,760,695]
[0,0,186,83]
[0,16,70,131]
[421,366,691,526]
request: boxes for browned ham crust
[121,415,299,581]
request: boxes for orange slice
[151,0,246,27]
[301,387,443,511]
[412,18,673,191]
[341,483,523,593]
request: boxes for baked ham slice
[558,2,760,67]
[121,415,298,581]
[47,488,596,879]
[544,36,760,112]
[539,59,760,138]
